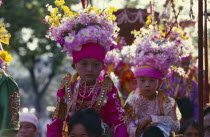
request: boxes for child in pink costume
[44,2,129,137]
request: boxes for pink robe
[47,78,129,137]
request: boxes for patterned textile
[0,68,20,136]
[47,72,128,137]
[124,89,181,137]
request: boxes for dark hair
[141,126,164,137]
[179,120,199,134]
[204,106,210,116]
[176,98,194,118]
[68,108,103,137]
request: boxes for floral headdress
[44,0,119,56]
[0,23,13,69]
[131,15,193,78]
[105,46,135,80]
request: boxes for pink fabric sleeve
[114,124,129,137]
[47,118,63,137]
[100,85,129,137]
[47,88,66,137]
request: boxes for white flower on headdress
[64,34,74,43]
[81,29,90,37]
[94,29,100,37]
[138,51,144,58]
[47,5,54,13]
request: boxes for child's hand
[136,116,152,132]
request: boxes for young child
[105,46,137,103]
[45,1,128,137]
[125,66,181,137]
[161,55,198,124]
[124,15,192,137]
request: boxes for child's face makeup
[75,58,103,85]
[136,76,160,97]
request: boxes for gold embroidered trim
[58,72,72,90]
[95,73,112,112]
[9,92,20,129]
[52,99,67,121]
[157,90,170,116]
[124,103,135,121]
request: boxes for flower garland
[0,23,13,68]
[130,15,193,77]
[44,0,119,56]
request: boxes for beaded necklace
[79,80,98,98]
[76,79,99,111]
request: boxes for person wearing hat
[161,55,199,125]
[45,1,129,137]
[124,15,192,137]
[17,113,39,137]
[104,46,137,104]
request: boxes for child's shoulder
[58,72,72,90]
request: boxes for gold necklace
[79,80,98,98]
[76,80,99,111]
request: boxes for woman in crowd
[17,112,39,137]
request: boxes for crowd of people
[1,0,210,137]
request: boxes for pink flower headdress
[105,46,136,80]
[130,15,193,78]
[44,0,119,57]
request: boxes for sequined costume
[47,73,128,137]
[125,89,181,136]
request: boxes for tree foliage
[0,0,79,113]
